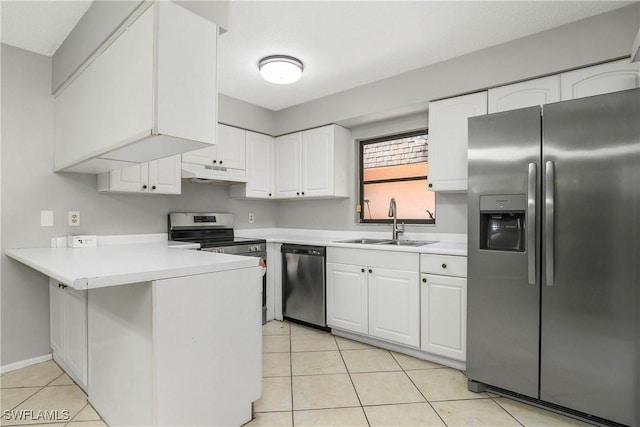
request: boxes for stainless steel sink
[377,240,439,246]
[335,238,393,244]
[335,238,438,246]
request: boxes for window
[359,130,435,224]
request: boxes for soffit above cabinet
[53,1,218,174]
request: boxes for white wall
[1,44,277,366]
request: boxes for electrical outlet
[248,213,255,224]
[68,211,80,227]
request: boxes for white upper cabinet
[274,132,302,198]
[181,124,247,182]
[217,125,247,171]
[54,1,218,174]
[229,131,274,199]
[274,125,350,199]
[182,124,246,171]
[427,92,487,193]
[488,75,560,113]
[97,155,181,195]
[560,59,640,101]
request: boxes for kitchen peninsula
[5,235,263,426]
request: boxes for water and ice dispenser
[479,195,526,252]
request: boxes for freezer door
[467,106,542,398]
[541,88,640,426]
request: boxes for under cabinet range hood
[181,162,248,184]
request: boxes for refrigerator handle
[527,162,537,285]
[545,161,555,286]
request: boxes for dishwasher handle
[281,245,326,256]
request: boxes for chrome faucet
[388,198,404,240]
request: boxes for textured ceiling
[0,1,634,111]
[218,1,633,110]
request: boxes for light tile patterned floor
[0,361,105,426]
[248,320,593,427]
[1,323,594,427]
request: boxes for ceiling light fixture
[258,55,304,84]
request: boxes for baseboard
[1,353,52,374]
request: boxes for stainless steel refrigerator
[466,88,639,426]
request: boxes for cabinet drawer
[420,254,467,277]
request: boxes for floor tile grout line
[288,325,295,426]
[4,384,47,413]
[336,342,372,427]
[393,352,449,427]
[491,396,526,427]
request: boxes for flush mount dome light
[258,55,304,84]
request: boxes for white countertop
[6,240,259,290]
[235,228,467,256]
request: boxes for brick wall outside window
[363,136,428,168]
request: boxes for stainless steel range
[168,212,268,324]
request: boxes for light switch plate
[40,210,54,227]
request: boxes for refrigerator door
[467,106,542,398]
[541,88,640,426]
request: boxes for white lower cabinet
[326,263,369,334]
[420,254,467,362]
[369,268,420,347]
[326,248,420,347]
[97,154,181,194]
[49,278,88,390]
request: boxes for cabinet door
[488,76,560,113]
[246,131,274,198]
[561,59,640,101]
[369,268,420,347]
[148,155,181,194]
[110,162,149,193]
[274,133,302,198]
[49,280,64,356]
[421,274,467,361]
[326,262,368,334]
[64,287,88,387]
[428,92,487,192]
[218,124,246,170]
[181,145,217,166]
[301,126,333,197]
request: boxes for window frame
[358,129,434,225]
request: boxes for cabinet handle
[58,283,67,289]
[441,263,447,269]
[361,268,365,273]
[151,185,156,190]
[368,269,373,274]
[213,160,217,164]
[296,192,300,196]
[268,193,272,197]
[422,278,427,283]
[219,160,223,164]
[142,185,147,189]
[301,192,305,195]
[428,183,433,188]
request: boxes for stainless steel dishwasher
[281,244,326,328]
